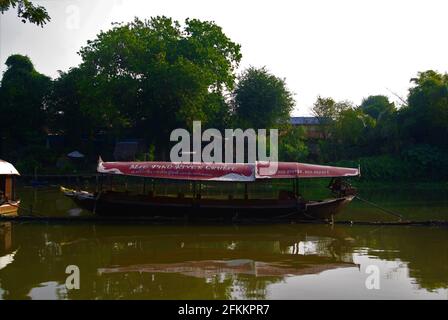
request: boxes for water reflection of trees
[0,224,356,299]
[347,226,448,291]
[0,223,446,299]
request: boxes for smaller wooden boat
[0,160,20,216]
[62,159,359,222]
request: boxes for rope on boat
[354,195,404,221]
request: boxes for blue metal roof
[290,116,324,125]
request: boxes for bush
[330,144,448,181]
[13,146,58,174]
[402,144,448,179]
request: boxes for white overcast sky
[1,0,448,115]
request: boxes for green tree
[0,0,50,26]
[77,16,241,158]
[278,126,308,161]
[232,66,294,129]
[312,96,351,120]
[47,68,98,148]
[359,95,400,154]
[330,108,376,159]
[402,70,448,148]
[0,54,51,148]
[313,97,376,160]
[360,95,395,120]
[333,108,375,146]
[311,96,352,141]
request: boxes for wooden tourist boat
[0,160,20,216]
[62,159,359,221]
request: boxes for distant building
[290,116,328,140]
[113,139,146,161]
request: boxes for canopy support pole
[295,178,299,198]
[193,181,197,199]
[12,176,16,201]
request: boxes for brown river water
[0,183,447,299]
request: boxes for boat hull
[0,201,20,216]
[64,189,353,222]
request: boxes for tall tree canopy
[232,67,294,129]
[0,54,51,145]
[0,0,50,26]
[360,95,395,120]
[76,16,242,157]
[278,126,308,162]
[402,70,448,147]
[312,96,351,121]
[47,68,97,147]
[359,95,399,154]
[311,96,352,141]
[332,107,375,150]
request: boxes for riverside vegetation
[0,16,447,182]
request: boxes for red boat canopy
[98,159,255,182]
[97,159,359,181]
[255,161,359,179]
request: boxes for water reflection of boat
[62,159,359,221]
[0,224,356,299]
[95,225,357,279]
[0,223,446,299]
[0,223,17,271]
[98,259,355,278]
